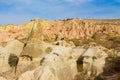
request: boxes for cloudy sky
[0,0,120,25]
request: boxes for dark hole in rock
[113,57,120,72]
[95,57,120,80]
[56,42,59,45]
[105,57,120,73]
[53,52,59,56]
[102,57,116,76]
[77,56,84,72]
[40,57,45,65]
[105,57,114,63]
[61,38,64,40]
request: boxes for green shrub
[77,57,83,72]
[8,54,19,74]
[45,47,52,53]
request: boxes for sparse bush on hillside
[91,33,120,50]
[69,38,93,46]
[1,42,7,47]
[109,36,120,43]
[45,47,52,53]
[108,36,120,50]
[8,54,19,74]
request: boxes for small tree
[45,47,52,53]
[8,54,19,74]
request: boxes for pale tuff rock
[53,40,75,48]
[82,45,108,76]
[0,76,7,80]
[51,46,72,57]
[17,58,32,74]
[0,40,24,56]
[18,44,109,80]
[0,40,24,72]
[72,48,85,60]
[117,52,120,57]
[5,40,24,56]
[34,66,58,80]
[18,46,78,80]
[18,70,35,80]
[39,46,78,80]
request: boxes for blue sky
[0,0,120,25]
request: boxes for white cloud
[1,0,93,3]
[65,0,93,4]
[0,0,120,25]
[0,0,33,4]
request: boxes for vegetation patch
[8,54,19,74]
[77,57,84,72]
[45,47,52,53]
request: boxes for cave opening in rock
[76,56,84,72]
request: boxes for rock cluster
[0,18,120,80]
[18,43,110,80]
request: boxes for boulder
[18,70,35,80]
[0,40,24,72]
[81,45,108,76]
[34,66,58,80]
[0,40,24,56]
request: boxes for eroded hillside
[0,18,120,52]
[0,18,120,80]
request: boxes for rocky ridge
[0,18,120,42]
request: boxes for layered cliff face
[1,18,119,53]
[1,18,120,42]
[41,19,120,41]
[0,18,120,80]
[0,18,120,47]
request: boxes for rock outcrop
[18,46,78,80]
[0,18,120,80]
[0,76,7,80]
[18,44,111,80]
[0,40,24,72]
[0,18,120,43]
[0,18,120,57]
[82,44,108,76]
[41,19,120,40]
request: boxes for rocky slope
[0,18,120,42]
[0,18,120,80]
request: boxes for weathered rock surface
[0,18,120,80]
[18,46,78,80]
[82,44,108,76]
[18,44,111,80]
[0,76,7,80]
[0,18,120,58]
[41,19,120,40]
[0,40,24,72]
[18,70,35,80]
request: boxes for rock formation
[0,76,7,80]
[0,18,120,80]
